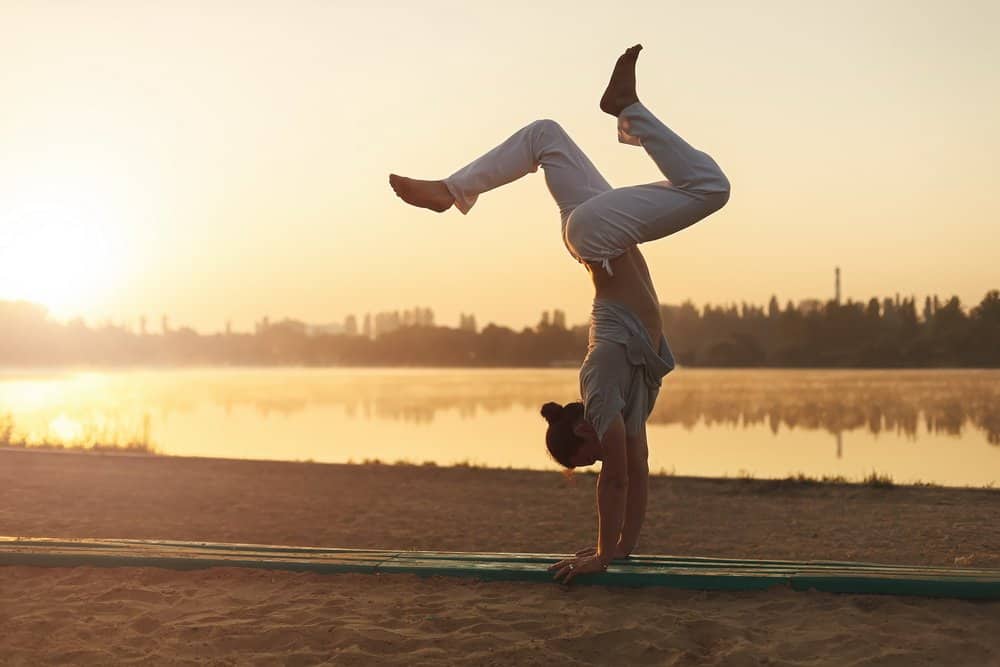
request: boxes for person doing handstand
[390,44,730,583]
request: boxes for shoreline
[3,445,998,492]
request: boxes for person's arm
[550,414,629,584]
[595,414,629,565]
[617,426,649,556]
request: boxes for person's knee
[530,118,565,139]
[717,172,731,200]
[702,186,730,214]
[700,171,730,212]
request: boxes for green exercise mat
[1,536,997,599]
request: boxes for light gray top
[579,298,676,441]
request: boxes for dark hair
[540,401,585,468]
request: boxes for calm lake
[1,368,998,487]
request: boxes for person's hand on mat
[549,554,608,584]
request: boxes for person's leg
[390,120,612,258]
[618,102,730,195]
[565,103,730,276]
[563,44,731,276]
[442,119,612,226]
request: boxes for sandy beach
[1,449,998,665]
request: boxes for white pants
[443,102,730,276]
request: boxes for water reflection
[1,368,998,484]
[648,370,1000,445]
[2,368,999,441]
[29,368,990,442]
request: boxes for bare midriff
[588,246,663,346]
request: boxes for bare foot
[389,174,455,213]
[600,44,642,117]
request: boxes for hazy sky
[1,0,997,332]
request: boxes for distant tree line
[0,291,997,368]
[664,291,1000,367]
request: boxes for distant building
[459,313,477,332]
[307,322,345,336]
[414,307,434,327]
[371,307,435,338]
[270,318,308,336]
[344,315,358,336]
[797,299,823,314]
[374,311,401,338]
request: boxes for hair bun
[540,402,564,424]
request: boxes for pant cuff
[443,178,476,215]
[617,101,647,146]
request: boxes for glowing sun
[0,196,122,318]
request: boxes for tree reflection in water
[28,368,991,445]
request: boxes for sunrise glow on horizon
[2,1,997,332]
